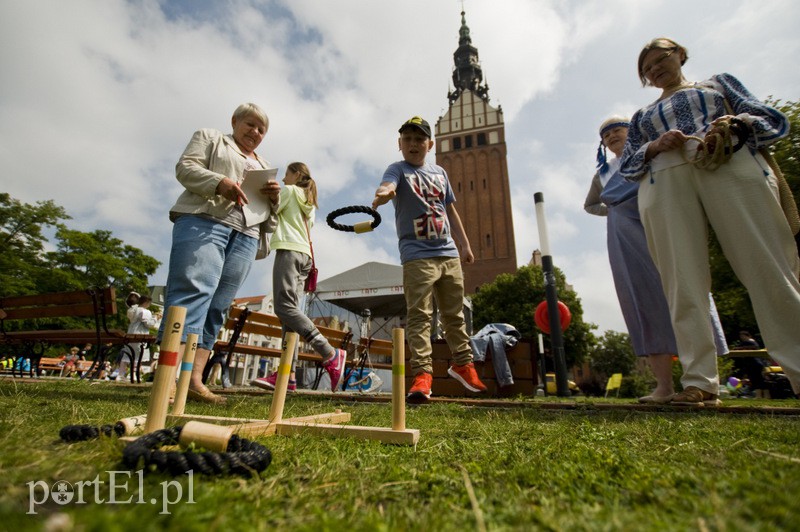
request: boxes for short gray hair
[232,102,268,129]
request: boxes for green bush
[619,373,651,398]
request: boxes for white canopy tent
[309,261,406,319]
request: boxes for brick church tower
[435,10,517,294]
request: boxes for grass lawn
[0,378,798,531]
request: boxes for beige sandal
[187,386,227,404]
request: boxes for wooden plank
[430,339,535,361]
[3,302,100,320]
[167,413,269,424]
[0,288,120,356]
[217,342,325,363]
[276,421,420,445]
[0,290,94,308]
[282,411,352,424]
[0,287,117,317]
[358,338,395,357]
[726,349,770,358]
[227,307,352,348]
[219,306,353,365]
[2,329,144,344]
[415,376,537,398]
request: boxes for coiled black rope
[326,205,381,232]
[60,423,126,441]
[59,424,272,477]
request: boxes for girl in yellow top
[251,162,346,392]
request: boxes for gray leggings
[272,250,335,368]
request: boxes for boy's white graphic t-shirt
[381,160,459,264]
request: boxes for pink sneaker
[251,372,296,392]
[323,349,347,392]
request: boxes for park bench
[0,287,155,380]
[36,357,95,377]
[213,306,355,390]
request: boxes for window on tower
[453,137,462,150]
[465,135,473,148]
[477,133,487,145]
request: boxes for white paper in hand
[241,167,278,226]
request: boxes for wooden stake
[171,333,198,416]
[392,328,405,431]
[268,332,298,423]
[144,306,186,433]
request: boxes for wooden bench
[0,287,155,380]
[213,306,354,389]
[37,357,95,377]
[353,336,394,371]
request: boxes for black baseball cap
[398,116,431,138]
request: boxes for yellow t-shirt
[270,185,314,256]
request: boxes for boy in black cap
[372,116,487,403]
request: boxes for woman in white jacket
[159,102,281,403]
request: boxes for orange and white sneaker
[448,363,487,393]
[407,372,433,404]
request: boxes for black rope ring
[59,424,272,477]
[326,205,381,232]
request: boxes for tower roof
[448,9,489,104]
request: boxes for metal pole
[533,192,570,397]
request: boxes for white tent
[309,261,406,319]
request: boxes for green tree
[709,97,800,341]
[0,194,161,332]
[46,228,160,295]
[471,264,596,367]
[0,193,70,296]
[588,330,636,377]
[768,98,800,198]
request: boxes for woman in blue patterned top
[620,37,800,405]
[585,116,728,404]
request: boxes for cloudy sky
[2,0,798,335]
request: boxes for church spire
[448,9,489,105]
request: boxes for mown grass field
[0,378,798,531]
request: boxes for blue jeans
[159,215,258,350]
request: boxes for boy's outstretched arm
[372,182,397,209]
[446,203,474,264]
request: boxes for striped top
[620,73,789,182]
